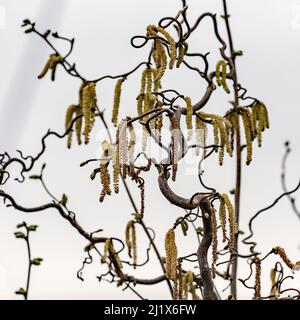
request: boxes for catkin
[170,114,179,181]
[240,108,253,165]
[99,163,111,196]
[222,193,238,250]
[274,246,295,269]
[154,39,167,81]
[109,240,123,270]
[101,239,111,263]
[112,143,120,193]
[219,196,227,242]
[195,115,207,157]
[118,120,128,178]
[65,104,77,149]
[38,53,62,80]
[199,112,229,165]
[270,268,279,299]
[125,220,137,267]
[216,60,230,93]
[112,78,124,127]
[82,82,97,144]
[156,26,176,69]
[211,208,218,278]
[74,106,83,145]
[183,271,193,300]
[137,69,148,117]
[165,229,178,281]
[176,42,186,68]
[185,96,193,141]
[177,263,183,300]
[253,257,261,299]
[251,101,269,147]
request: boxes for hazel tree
[1,0,300,300]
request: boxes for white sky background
[0,0,300,300]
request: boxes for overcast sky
[0,0,300,300]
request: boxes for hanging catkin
[215,60,230,93]
[170,113,179,181]
[125,220,137,267]
[112,142,120,194]
[99,140,111,195]
[82,82,97,144]
[164,229,177,280]
[211,208,218,278]
[38,53,62,80]
[156,26,176,69]
[176,42,187,68]
[195,115,207,157]
[147,25,167,81]
[240,107,253,165]
[219,196,227,242]
[185,96,193,141]
[109,240,123,270]
[222,193,238,250]
[101,239,111,264]
[253,257,261,299]
[118,120,128,178]
[65,104,77,149]
[112,78,124,127]
[270,268,279,299]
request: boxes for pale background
[0,0,299,300]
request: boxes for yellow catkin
[75,106,83,145]
[170,114,179,181]
[215,60,222,86]
[251,102,258,139]
[38,53,62,79]
[112,142,120,193]
[216,60,230,93]
[213,121,219,150]
[240,108,253,165]
[82,82,97,144]
[156,26,176,70]
[211,208,218,279]
[259,102,270,129]
[253,257,261,299]
[99,163,111,195]
[101,239,111,263]
[270,268,279,299]
[109,241,123,269]
[224,118,233,156]
[154,39,167,81]
[227,112,238,153]
[185,96,193,141]
[65,104,77,149]
[219,197,227,242]
[222,193,238,250]
[176,42,186,68]
[195,115,207,157]
[177,263,183,300]
[183,271,193,300]
[251,101,269,147]
[125,220,137,267]
[274,246,295,269]
[199,112,228,165]
[137,69,148,117]
[118,120,128,178]
[112,78,124,127]
[165,229,178,281]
